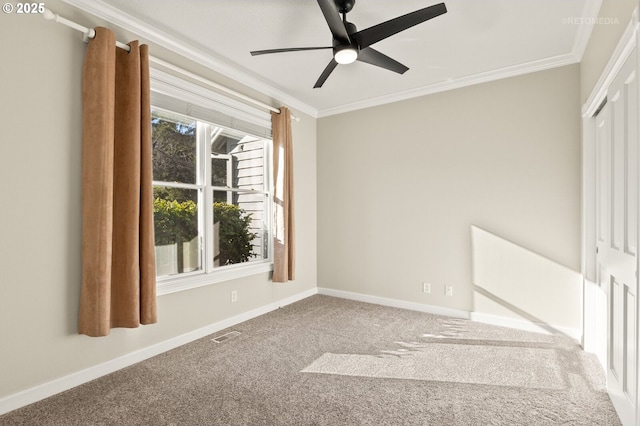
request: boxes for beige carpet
[0,295,621,425]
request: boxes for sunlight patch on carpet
[302,343,564,389]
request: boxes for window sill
[156,261,274,296]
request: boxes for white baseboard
[0,288,317,416]
[317,287,471,319]
[469,312,582,341]
[318,287,581,341]
[1,286,582,415]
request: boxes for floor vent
[211,330,241,343]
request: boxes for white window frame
[150,68,274,296]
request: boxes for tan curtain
[271,107,295,282]
[78,27,157,337]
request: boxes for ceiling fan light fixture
[334,46,358,64]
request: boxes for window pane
[211,130,264,191]
[153,186,201,277]
[152,110,197,184]
[211,156,229,187]
[213,191,267,267]
[234,138,264,191]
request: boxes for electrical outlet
[445,285,453,297]
[422,282,431,294]
[230,290,238,303]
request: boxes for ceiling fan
[250,0,447,88]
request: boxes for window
[150,107,272,291]
[148,67,274,294]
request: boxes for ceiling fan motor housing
[343,21,358,36]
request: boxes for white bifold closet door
[595,45,639,426]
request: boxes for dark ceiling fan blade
[314,59,339,88]
[352,3,447,49]
[251,46,332,56]
[357,47,409,74]
[317,0,350,44]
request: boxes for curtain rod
[42,8,299,122]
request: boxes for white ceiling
[69,0,601,117]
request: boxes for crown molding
[315,0,601,117]
[572,0,603,61]
[317,53,580,118]
[60,0,319,118]
[61,0,602,120]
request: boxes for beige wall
[581,0,637,103]
[317,64,582,329]
[0,0,316,399]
